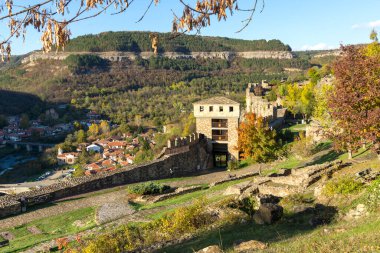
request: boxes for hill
[63,31,292,53]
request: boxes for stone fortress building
[246,80,277,121]
[246,80,286,127]
[194,82,286,167]
[193,97,240,167]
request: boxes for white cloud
[352,20,380,29]
[301,43,335,51]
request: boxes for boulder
[196,245,223,253]
[224,182,251,196]
[344,204,368,220]
[256,194,281,204]
[234,240,268,252]
[253,203,283,224]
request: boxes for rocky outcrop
[313,50,341,58]
[233,240,268,252]
[196,245,223,253]
[21,50,294,64]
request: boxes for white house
[86,144,103,153]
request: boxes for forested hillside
[63,31,292,52]
[0,53,309,125]
[0,33,333,126]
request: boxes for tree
[181,114,196,136]
[134,149,154,164]
[312,83,333,127]
[20,114,30,129]
[76,129,87,143]
[299,83,316,120]
[88,123,99,136]
[100,120,110,134]
[236,113,279,163]
[283,83,301,118]
[0,0,262,59]
[370,29,378,42]
[329,45,380,159]
[307,67,321,85]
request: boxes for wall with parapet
[21,50,294,64]
[0,135,208,219]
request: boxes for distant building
[245,82,287,128]
[57,148,79,165]
[246,82,277,121]
[86,144,103,153]
[193,96,240,167]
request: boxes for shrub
[323,177,363,197]
[127,182,171,195]
[227,196,257,217]
[78,198,213,252]
[227,159,240,171]
[363,178,380,211]
[291,131,314,158]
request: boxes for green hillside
[63,31,292,52]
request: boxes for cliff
[21,50,294,64]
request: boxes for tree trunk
[348,150,352,160]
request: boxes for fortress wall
[0,137,208,219]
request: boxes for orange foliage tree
[236,113,279,163]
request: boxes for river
[0,153,37,176]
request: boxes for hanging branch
[0,0,263,60]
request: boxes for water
[0,154,37,176]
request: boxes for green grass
[136,177,256,211]
[273,156,302,170]
[287,124,307,133]
[0,207,96,253]
[160,206,380,253]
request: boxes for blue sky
[7,0,380,55]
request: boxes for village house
[107,141,127,149]
[86,144,103,153]
[57,148,79,165]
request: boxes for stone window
[212,119,228,128]
[200,106,204,112]
[219,106,223,112]
[212,129,228,141]
[229,106,234,112]
[209,106,213,112]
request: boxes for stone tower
[193,97,240,167]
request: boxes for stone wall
[246,83,277,120]
[0,137,208,219]
[21,50,294,64]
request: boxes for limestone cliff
[21,50,294,64]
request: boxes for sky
[5,0,380,55]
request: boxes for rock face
[21,50,294,64]
[253,203,283,224]
[344,204,368,220]
[196,245,223,253]
[234,240,268,252]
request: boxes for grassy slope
[161,156,380,253]
[0,207,96,253]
